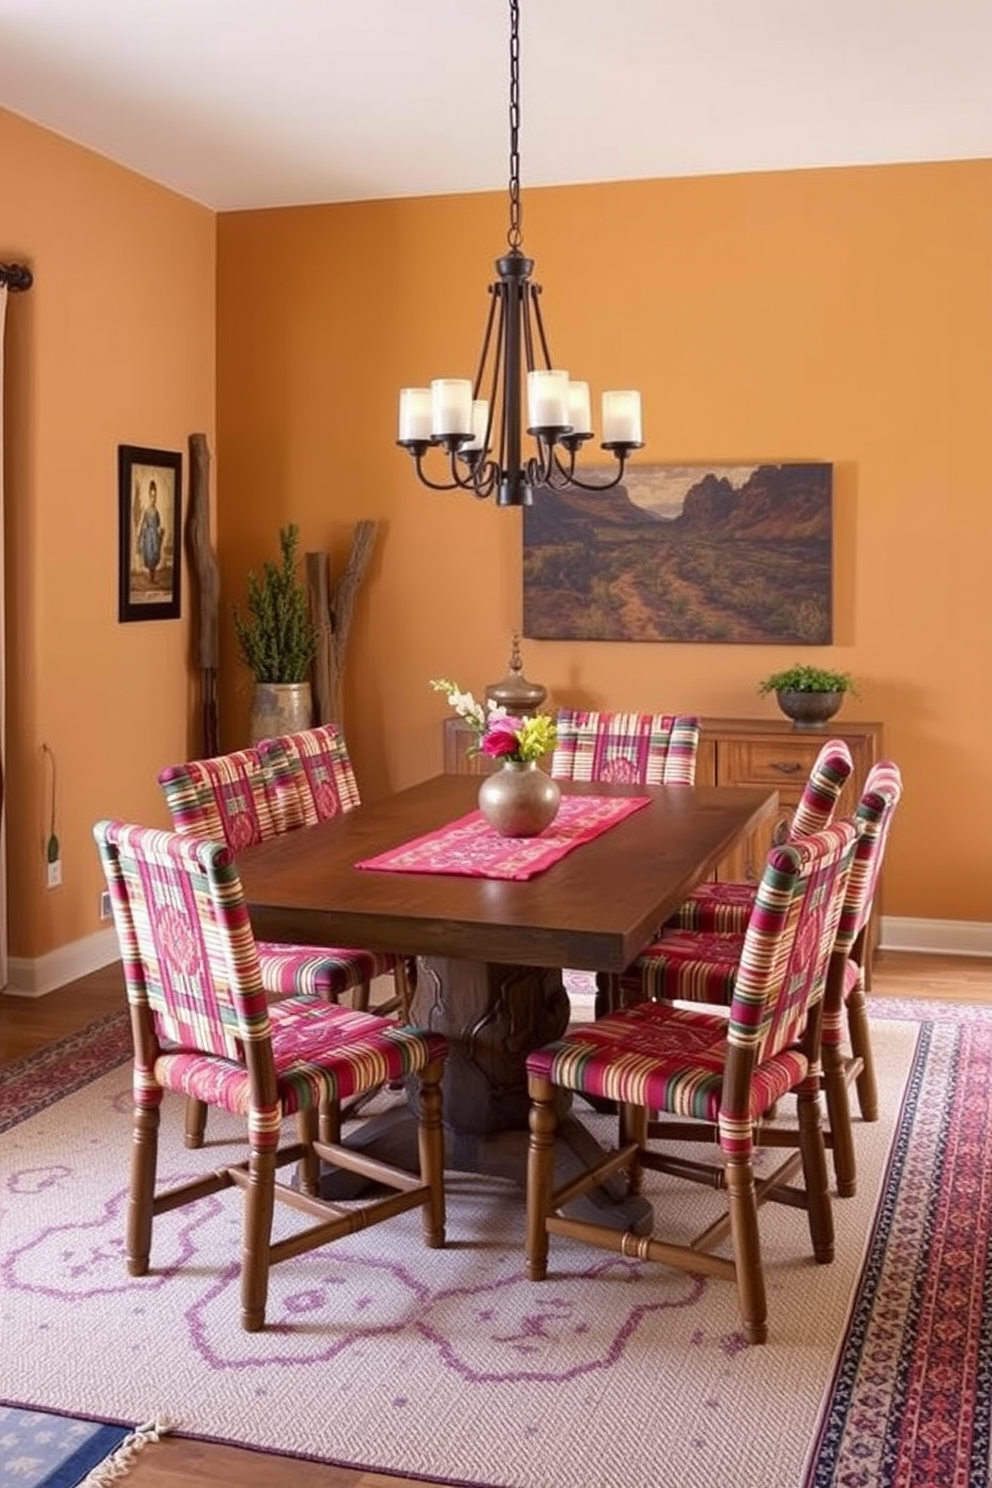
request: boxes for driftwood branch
[305,520,378,725]
[185,432,219,755]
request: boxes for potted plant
[757,663,857,729]
[233,523,317,742]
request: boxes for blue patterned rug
[0,1404,129,1487]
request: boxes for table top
[237,774,778,973]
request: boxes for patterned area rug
[0,1003,989,1487]
[0,1404,128,1487]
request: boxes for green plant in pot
[757,663,857,729]
[233,523,317,743]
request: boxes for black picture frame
[118,444,182,623]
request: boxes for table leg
[323,956,651,1234]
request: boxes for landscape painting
[522,462,833,644]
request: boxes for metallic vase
[477,760,561,838]
[248,682,313,744]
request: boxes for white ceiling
[1,0,991,212]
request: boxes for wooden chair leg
[127,1101,160,1277]
[526,1075,558,1281]
[352,981,371,1012]
[846,982,879,1122]
[619,1102,647,1196]
[296,1108,320,1196]
[183,1095,208,1149]
[415,1059,446,1248]
[319,1100,342,1147]
[797,1086,835,1262]
[724,1153,767,1345]
[821,1039,858,1197]
[594,971,616,1019]
[393,958,415,1022]
[240,1145,277,1333]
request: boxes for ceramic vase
[477,760,561,838]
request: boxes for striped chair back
[158,748,279,850]
[257,724,361,831]
[786,739,854,840]
[725,821,857,1092]
[94,820,269,1070]
[550,710,700,785]
[832,761,903,958]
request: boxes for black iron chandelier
[397,0,644,507]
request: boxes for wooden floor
[2,951,990,1487]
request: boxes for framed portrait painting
[118,444,182,622]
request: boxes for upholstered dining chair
[618,761,902,1196]
[158,746,400,1147]
[820,762,903,1143]
[256,721,360,828]
[524,820,858,1345]
[549,709,700,1021]
[670,738,854,934]
[256,724,413,1019]
[550,709,701,786]
[93,820,447,1333]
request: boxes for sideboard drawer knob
[770,760,803,775]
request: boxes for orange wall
[217,162,992,924]
[3,106,216,958]
[3,111,989,959]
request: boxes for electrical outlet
[46,858,62,889]
[99,890,112,921]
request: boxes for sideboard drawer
[720,739,829,786]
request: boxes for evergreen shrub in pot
[233,524,317,742]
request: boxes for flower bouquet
[430,679,557,763]
[431,678,560,836]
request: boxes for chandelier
[396,0,644,507]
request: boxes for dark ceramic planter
[775,689,844,729]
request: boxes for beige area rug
[0,1018,920,1488]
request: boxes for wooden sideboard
[697,716,883,880]
[443,716,504,775]
[443,711,884,964]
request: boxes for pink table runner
[354,795,650,882]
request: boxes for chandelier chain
[397,0,643,504]
[507,0,522,251]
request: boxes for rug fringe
[76,1415,175,1485]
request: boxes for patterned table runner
[354,795,650,882]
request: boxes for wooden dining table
[237,773,777,1220]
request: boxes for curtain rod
[0,262,33,291]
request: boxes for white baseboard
[1,917,989,1000]
[4,928,120,998]
[879,916,992,958]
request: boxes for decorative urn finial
[485,635,547,717]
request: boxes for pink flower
[481,717,523,758]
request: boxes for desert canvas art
[522,463,833,644]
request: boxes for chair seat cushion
[620,929,747,1006]
[154,997,446,1118]
[526,1000,807,1131]
[671,880,756,933]
[257,941,395,999]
